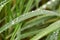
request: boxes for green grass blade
[30,20,60,40]
[40,0,60,9]
[6,16,58,39]
[24,0,34,13]
[21,15,54,31]
[35,0,41,8]
[46,30,59,40]
[0,9,60,33]
[21,29,42,39]
[0,0,10,12]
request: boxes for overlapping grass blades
[0,0,10,12]
[0,9,60,33]
[0,0,60,40]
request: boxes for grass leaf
[30,20,60,40]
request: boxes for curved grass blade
[5,16,58,39]
[6,29,42,40]
[30,20,60,40]
[21,15,55,31]
[0,0,10,12]
[0,9,60,33]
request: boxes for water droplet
[1,5,4,7]
[32,11,34,12]
[12,21,15,24]
[42,5,47,9]
[47,1,51,5]
[54,32,55,33]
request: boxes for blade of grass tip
[30,20,60,40]
[0,0,11,12]
[35,0,41,8]
[0,9,60,33]
[24,0,34,13]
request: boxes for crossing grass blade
[0,9,60,33]
[0,0,10,12]
[30,20,60,40]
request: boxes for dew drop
[1,5,4,7]
[12,21,15,25]
[54,32,55,33]
[32,11,34,12]
[47,1,51,5]
[42,5,47,9]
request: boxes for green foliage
[0,0,60,40]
